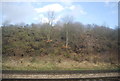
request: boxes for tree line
[2,13,119,64]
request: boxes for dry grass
[2,56,119,70]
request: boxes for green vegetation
[2,21,119,70]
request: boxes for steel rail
[2,77,120,81]
[2,70,120,80]
[2,69,120,74]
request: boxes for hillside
[2,23,119,70]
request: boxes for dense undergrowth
[2,22,119,70]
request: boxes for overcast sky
[0,1,118,28]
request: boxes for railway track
[2,78,120,81]
[2,69,120,74]
[2,70,120,80]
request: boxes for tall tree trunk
[46,25,51,41]
[66,30,68,47]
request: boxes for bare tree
[47,11,55,26]
[63,15,73,48]
[46,11,56,42]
